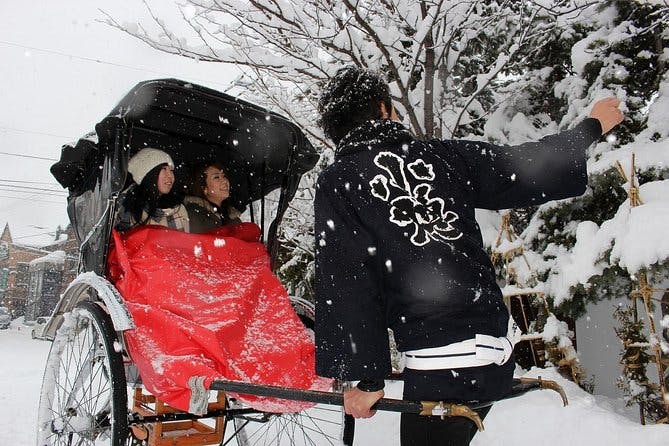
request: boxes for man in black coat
[314,66,623,445]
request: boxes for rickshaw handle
[209,376,566,431]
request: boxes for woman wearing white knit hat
[115,148,190,232]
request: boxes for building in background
[0,224,78,320]
[25,251,66,322]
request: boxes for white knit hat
[127,148,174,184]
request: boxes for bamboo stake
[618,154,669,423]
[493,211,580,380]
[631,274,669,419]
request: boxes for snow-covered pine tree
[488,0,668,418]
[500,0,668,312]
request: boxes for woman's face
[156,165,175,195]
[203,166,230,205]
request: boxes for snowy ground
[2,322,667,445]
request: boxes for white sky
[0,0,239,245]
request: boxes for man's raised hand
[589,97,624,134]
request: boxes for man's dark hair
[317,66,392,144]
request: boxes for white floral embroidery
[369,152,462,246]
[407,159,435,180]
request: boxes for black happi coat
[314,118,602,389]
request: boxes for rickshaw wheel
[37,301,128,446]
[229,311,354,446]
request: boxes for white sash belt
[404,317,521,370]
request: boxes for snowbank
[3,325,668,445]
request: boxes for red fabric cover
[107,223,331,412]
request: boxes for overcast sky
[0,0,239,245]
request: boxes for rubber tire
[36,301,128,446]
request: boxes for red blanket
[108,223,331,413]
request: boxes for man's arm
[470,98,623,210]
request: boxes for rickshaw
[38,78,353,446]
[38,78,567,446]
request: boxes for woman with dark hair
[115,148,190,232]
[184,162,241,233]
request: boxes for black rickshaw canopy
[51,78,319,273]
